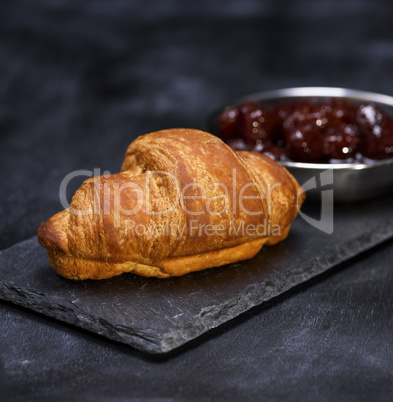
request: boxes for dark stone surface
[1,239,393,401]
[1,194,393,353]
[1,0,393,399]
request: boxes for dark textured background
[1,0,393,400]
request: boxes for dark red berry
[285,127,325,162]
[357,104,393,159]
[242,108,274,144]
[236,102,280,146]
[219,107,239,140]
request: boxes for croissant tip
[37,218,67,254]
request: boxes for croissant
[37,129,305,279]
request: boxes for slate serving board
[1,195,393,354]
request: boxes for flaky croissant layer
[38,129,305,279]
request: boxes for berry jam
[219,98,393,163]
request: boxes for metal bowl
[205,87,393,202]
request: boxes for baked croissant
[38,129,305,279]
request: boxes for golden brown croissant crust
[38,129,305,279]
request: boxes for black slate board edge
[2,222,391,354]
[0,278,163,352]
[158,222,393,353]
